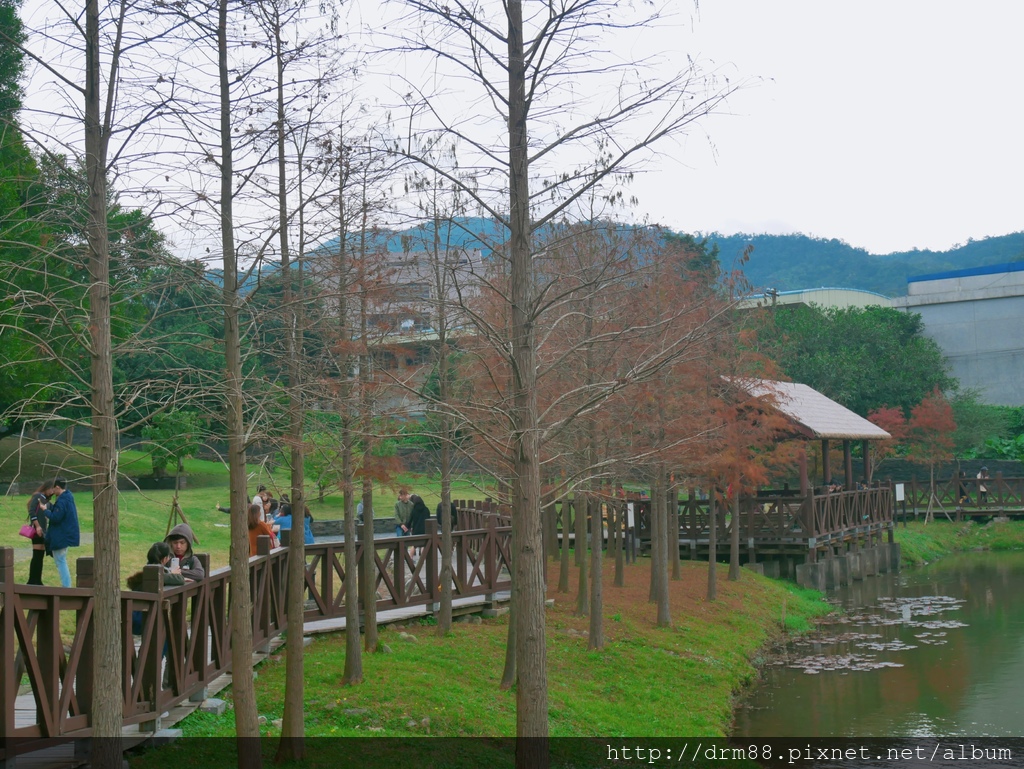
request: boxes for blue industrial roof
[908,261,1024,284]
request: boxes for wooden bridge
[896,473,1024,519]
[0,505,511,763]
[621,485,895,569]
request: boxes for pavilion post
[843,440,853,489]
[862,440,871,482]
[821,439,831,487]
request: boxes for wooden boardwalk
[1,508,513,768]
[12,589,509,747]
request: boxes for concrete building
[893,262,1024,406]
[737,287,892,311]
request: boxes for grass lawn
[894,517,1024,565]
[127,557,831,766]
[0,441,491,587]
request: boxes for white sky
[625,1,1024,254]
[18,1,1023,258]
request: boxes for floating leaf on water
[858,640,918,652]
[907,619,968,630]
[875,595,966,619]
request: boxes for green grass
[894,519,1024,566]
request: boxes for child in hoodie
[164,523,205,581]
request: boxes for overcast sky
[19,1,1022,258]
[624,1,1024,254]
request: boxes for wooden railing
[0,508,511,754]
[629,485,895,550]
[895,474,1024,513]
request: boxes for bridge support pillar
[862,547,878,577]
[888,543,902,572]
[837,555,852,586]
[781,556,797,579]
[824,558,842,590]
[481,593,498,618]
[796,561,827,592]
[848,552,864,580]
[189,687,209,703]
[876,545,891,574]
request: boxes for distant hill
[705,232,1024,297]
[220,222,1024,299]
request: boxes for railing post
[254,536,272,654]
[190,554,211,703]
[425,520,439,612]
[139,564,165,733]
[483,515,498,608]
[0,548,16,747]
[74,557,95,760]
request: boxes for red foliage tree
[866,405,908,479]
[905,388,956,523]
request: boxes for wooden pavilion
[640,379,899,587]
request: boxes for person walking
[26,482,51,585]
[435,500,458,531]
[45,478,80,588]
[977,467,990,506]
[407,495,430,558]
[394,488,414,537]
[408,495,430,536]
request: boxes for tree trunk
[648,475,660,604]
[83,1,121,763]
[357,222,378,653]
[276,23,306,758]
[508,1,548,758]
[360,481,377,652]
[334,137,362,679]
[557,490,570,592]
[499,579,516,689]
[437,433,453,635]
[669,485,680,580]
[340,409,362,683]
[588,494,604,649]
[575,495,588,616]
[218,2,261,760]
[613,499,625,587]
[655,469,670,627]
[573,492,584,568]
[706,486,718,602]
[728,480,741,582]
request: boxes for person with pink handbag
[25,482,52,585]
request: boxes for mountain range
[706,231,1024,297]
[251,220,1024,299]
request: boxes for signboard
[626,502,635,529]
[895,483,905,502]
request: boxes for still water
[734,551,1024,738]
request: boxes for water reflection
[734,552,1024,737]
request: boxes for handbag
[19,523,37,539]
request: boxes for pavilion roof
[733,379,891,441]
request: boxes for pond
[734,551,1024,738]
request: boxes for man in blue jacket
[45,477,80,587]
